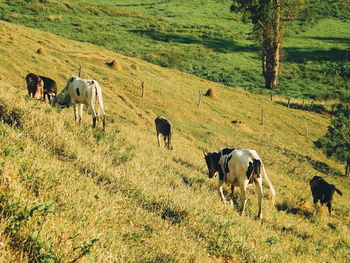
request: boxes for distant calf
[310,176,342,216]
[25,73,44,100]
[62,76,106,130]
[26,73,57,102]
[155,116,173,150]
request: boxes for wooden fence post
[141,81,145,97]
[197,90,202,108]
[304,119,309,137]
[260,109,264,125]
[270,93,273,101]
[287,98,291,108]
[79,65,82,77]
[302,99,305,109]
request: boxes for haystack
[106,59,123,71]
[36,47,46,56]
[204,88,215,98]
[131,63,140,71]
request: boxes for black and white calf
[204,148,276,219]
[310,176,342,216]
[62,76,106,130]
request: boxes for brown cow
[25,73,44,100]
[25,73,57,102]
[155,116,173,150]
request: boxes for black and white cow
[204,148,276,219]
[310,176,342,216]
[61,76,106,130]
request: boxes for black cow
[155,116,173,150]
[310,176,342,216]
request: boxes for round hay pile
[106,59,123,71]
[131,63,140,71]
[36,47,46,56]
[204,88,215,98]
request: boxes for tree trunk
[263,0,281,90]
[346,159,350,177]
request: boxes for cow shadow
[276,202,313,218]
[129,29,257,54]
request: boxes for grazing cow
[25,73,44,100]
[62,76,106,130]
[26,73,57,102]
[204,148,276,219]
[310,176,342,216]
[50,90,71,108]
[155,116,173,150]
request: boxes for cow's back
[40,76,57,93]
[155,116,171,135]
[224,149,260,184]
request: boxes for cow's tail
[335,187,342,196]
[94,82,106,130]
[261,162,276,205]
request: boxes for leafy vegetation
[0,0,349,100]
[315,105,350,176]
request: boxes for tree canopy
[315,105,350,176]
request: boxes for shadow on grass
[129,29,257,53]
[284,46,349,63]
[274,101,331,114]
[276,202,313,218]
[272,145,343,177]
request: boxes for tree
[315,105,350,177]
[230,0,314,89]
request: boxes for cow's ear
[70,77,75,83]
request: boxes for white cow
[63,76,106,130]
[204,148,276,219]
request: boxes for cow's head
[204,151,220,178]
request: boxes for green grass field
[1,0,349,101]
[0,19,349,262]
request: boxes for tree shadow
[272,145,343,177]
[284,36,350,63]
[129,29,257,53]
[284,47,349,63]
[274,101,330,114]
[305,36,350,45]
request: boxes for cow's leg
[90,103,97,128]
[254,178,263,219]
[327,202,332,216]
[229,185,235,206]
[156,130,161,146]
[73,104,78,122]
[240,182,248,216]
[78,104,83,124]
[163,135,167,148]
[218,180,228,205]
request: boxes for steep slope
[0,21,349,262]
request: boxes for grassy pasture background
[0,0,349,101]
[0,20,349,262]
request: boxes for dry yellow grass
[0,21,349,262]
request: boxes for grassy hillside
[0,21,350,262]
[0,0,349,100]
